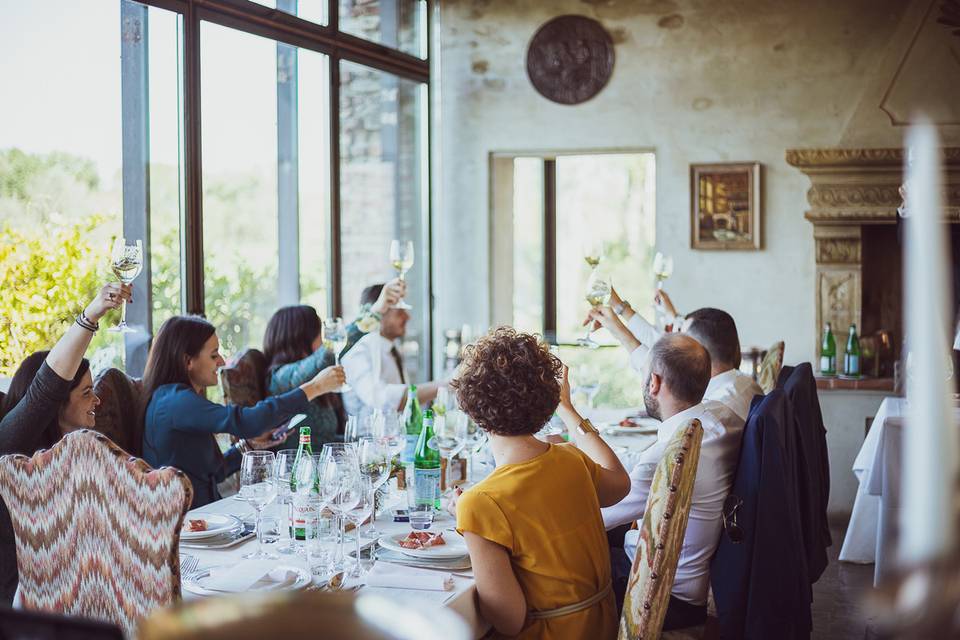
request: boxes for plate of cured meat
[180,514,242,540]
[378,530,469,559]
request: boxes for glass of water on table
[407,484,436,531]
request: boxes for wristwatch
[576,418,599,436]
[613,300,631,315]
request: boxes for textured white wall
[431,0,960,370]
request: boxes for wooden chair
[220,348,268,407]
[757,341,785,394]
[0,430,192,636]
[92,368,144,456]
[618,419,704,640]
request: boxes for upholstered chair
[219,348,268,407]
[92,368,144,456]
[757,341,785,394]
[618,419,704,640]
[0,430,192,636]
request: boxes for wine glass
[389,239,414,310]
[653,251,674,291]
[345,478,375,578]
[319,443,359,570]
[323,317,352,392]
[357,436,391,538]
[375,409,406,461]
[239,451,278,560]
[272,449,299,555]
[583,238,604,270]
[434,412,467,494]
[108,237,143,333]
[577,269,612,349]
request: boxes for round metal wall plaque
[526,15,615,105]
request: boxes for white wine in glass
[653,251,674,290]
[577,271,612,350]
[583,239,604,270]
[109,238,143,333]
[389,239,414,310]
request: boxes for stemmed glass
[357,436,392,539]
[434,412,467,494]
[239,451,278,560]
[108,237,143,333]
[653,251,674,291]
[389,239,414,310]
[319,443,359,571]
[345,478,375,578]
[323,317,351,392]
[583,238,604,270]
[577,269,612,349]
[272,449,298,555]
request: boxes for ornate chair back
[618,419,704,640]
[220,349,268,407]
[0,430,192,636]
[93,368,144,456]
[757,341,785,394]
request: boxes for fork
[179,554,199,577]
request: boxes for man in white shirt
[600,334,742,630]
[341,282,442,415]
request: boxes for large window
[0,0,430,381]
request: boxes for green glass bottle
[844,324,861,378]
[414,409,441,509]
[402,384,422,465]
[820,323,837,377]
[289,427,314,541]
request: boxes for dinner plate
[378,530,469,559]
[180,514,241,540]
[182,565,311,597]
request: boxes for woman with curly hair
[450,327,630,639]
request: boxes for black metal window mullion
[182,1,204,316]
[543,158,557,344]
[329,58,343,318]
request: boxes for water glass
[259,516,281,545]
[240,451,278,560]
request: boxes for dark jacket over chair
[783,363,831,583]
[711,390,812,640]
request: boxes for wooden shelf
[815,376,895,392]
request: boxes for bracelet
[614,300,631,315]
[75,312,99,333]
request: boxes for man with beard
[600,334,744,631]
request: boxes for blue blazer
[711,390,812,640]
[143,384,308,508]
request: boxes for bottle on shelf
[414,409,441,510]
[844,324,862,378]
[820,322,837,377]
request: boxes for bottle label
[292,493,318,541]
[845,354,860,376]
[413,467,440,506]
[401,434,418,465]
[820,356,835,374]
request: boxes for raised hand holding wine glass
[577,269,612,349]
[239,451,278,560]
[323,317,352,392]
[389,239,414,310]
[108,237,143,333]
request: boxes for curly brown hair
[450,326,562,436]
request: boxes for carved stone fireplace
[787,148,960,381]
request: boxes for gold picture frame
[690,162,762,250]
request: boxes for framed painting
[690,162,762,250]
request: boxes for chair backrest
[757,341,785,394]
[220,348,267,407]
[93,368,144,456]
[0,606,125,640]
[618,419,704,640]
[0,430,192,636]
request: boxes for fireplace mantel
[787,147,960,364]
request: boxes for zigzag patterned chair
[0,430,192,636]
[618,419,704,640]
[757,341,785,395]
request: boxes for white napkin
[203,560,298,593]
[365,562,453,591]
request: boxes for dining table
[177,410,658,638]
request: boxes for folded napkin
[203,560,299,593]
[365,562,453,591]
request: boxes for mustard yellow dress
[456,444,618,640]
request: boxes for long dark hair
[0,351,90,450]
[142,315,217,411]
[263,305,321,374]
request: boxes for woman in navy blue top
[142,315,344,508]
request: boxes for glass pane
[339,0,427,58]
[148,8,185,332]
[248,0,327,26]
[201,23,280,358]
[512,158,544,334]
[557,346,645,410]
[555,153,657,345]
[339,60,427,378]
[0,0,124,375]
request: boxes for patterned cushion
[757,341,785,394]
[220,349,267,407]
[0,430,192,636]
[619,419,704,640]
[93,368,144,456]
